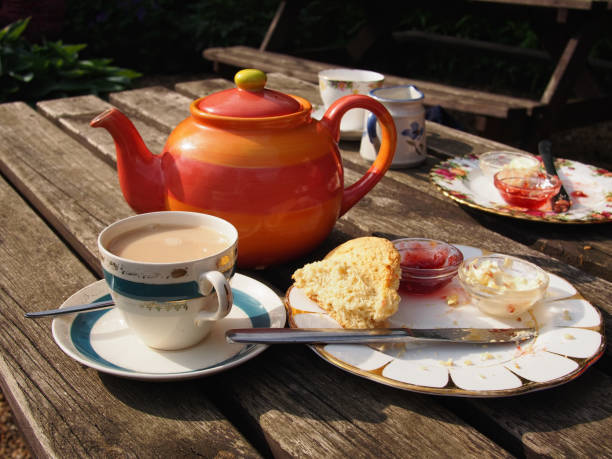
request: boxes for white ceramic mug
[360,85,426,168]
[98,211,238,350]
[318,68,384,137]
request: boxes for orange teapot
[91,69,397,267]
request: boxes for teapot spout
[90,108,166,213]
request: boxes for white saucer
[52,274,286,381]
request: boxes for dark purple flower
[401,121,423,140]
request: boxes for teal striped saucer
[52,274,286,381]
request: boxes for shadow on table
[97,223,610,457]
[460,205,612,283]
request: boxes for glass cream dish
[478,151,541,177]
[458,254,549,318]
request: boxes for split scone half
[292,237,401,329]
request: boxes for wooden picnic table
[208,0,612,146]
[0,72,610,457]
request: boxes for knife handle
[226,328,416,344]
[537,139,572,212]
[538,140,556,175]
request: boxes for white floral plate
[430,155,612,223]
[285,245,605,397]
[52,274,286,381]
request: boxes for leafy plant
[0,17,141,103]
[63,0,279,74]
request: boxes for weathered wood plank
[109,85,192,134]
[176,73,324,106]
[0,174,260,457]
[202,46,539,117]
[447,368,612,457]
[471,0,597,10]
[0,101,515,458]
[214,344,513,458]
[255,165,612,458]
[40,85,612,457]
[37,95,167,164]
[340,145,612,282]
[175,77,234,99]
[0,102,133,275]
[267,161,612,329]
[176,75,612,282]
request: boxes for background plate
[430,155,612,223]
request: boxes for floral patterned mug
[318,68,385,136]
[360,85,426,168]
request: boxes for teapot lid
[197,69,301,117]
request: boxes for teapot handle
[320,95,397,216]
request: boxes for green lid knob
[235,69,267,91]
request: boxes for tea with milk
[108,224,229,263]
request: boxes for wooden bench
[204,45,539,143]
[204,1,612,148]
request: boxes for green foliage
[17,1,610,100]
[288,1,368,51]
[0,18,141,103]
[63,0,279,74]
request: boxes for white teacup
[360,84,426,168]
[318,68,385,137]
[98,211,238,350]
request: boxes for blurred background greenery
[0,0,611,103]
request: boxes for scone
[292,237,401,328]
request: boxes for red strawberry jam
[494,170,561,210]
[392,238,463,294]
[402,246,449,269]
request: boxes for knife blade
[226,327,536,345]
[538,139,572,213]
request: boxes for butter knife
[226,327,535,345]
[538,139,572,213]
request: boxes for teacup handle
[195,271,233,323]
[320,94,397,216]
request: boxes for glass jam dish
[392,238,463,294]
[458,254,549,318]
[494,169,561,209]
[478,151,540,177]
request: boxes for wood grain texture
[0,102,133,275]
[175,77,234,99]
[176,73,325,107]
[202,46,539,118]
[340,144,612,282]
[212,345,513,458]
[75,87,612,458]
[3,78,610,457]
[37,95,167,165]
[0,176,259,458]
[471,0,596,10]
[175,74,612,282]
[168,78,612,456]
[0,96,514,459]
[109,86,192,134]
[454,368,612,457]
